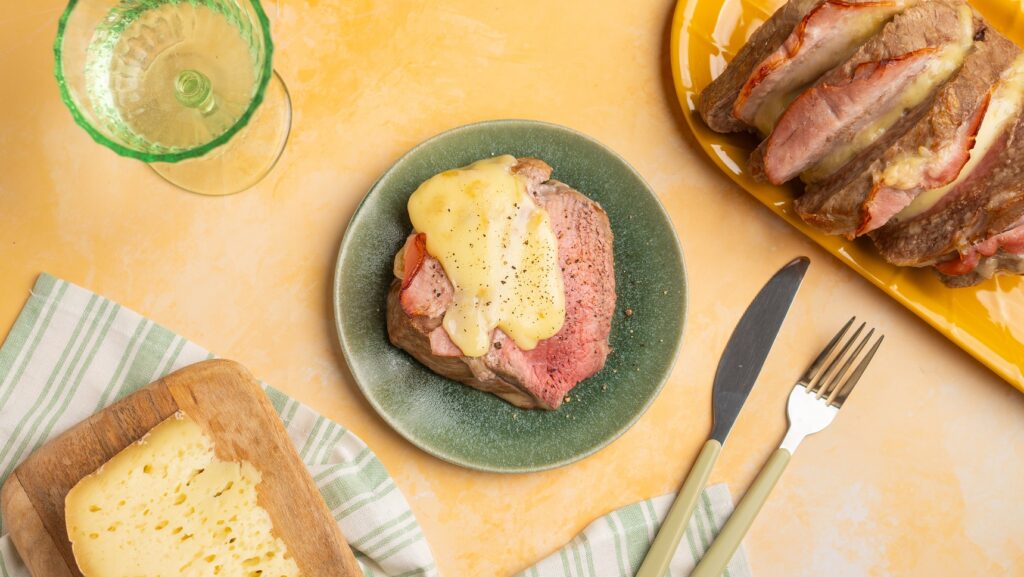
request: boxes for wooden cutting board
[0,359,362,577]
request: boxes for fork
[688,318,883,577]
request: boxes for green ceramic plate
[333,119,686,473]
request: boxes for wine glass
[55,0,291,196]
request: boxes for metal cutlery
[635,257,809,577]
[689,317,883,577]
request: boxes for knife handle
[689,447,792,577]
[635,439,722,577]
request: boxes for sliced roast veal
[387,158,616,410]
[750,0,976,185]
[733,0,909,135]
[699,0,821,133]
[872,110,1024,267]
[795,28,1020,238]
[397,232,453,318]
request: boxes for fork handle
[635,439,721,577]
[689,448,792,577]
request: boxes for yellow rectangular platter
[670,0,1024,392]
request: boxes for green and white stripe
[517,487,750,577]
[0,274,752,577]
[0,275,438,577]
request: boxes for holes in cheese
[64,412,301,577]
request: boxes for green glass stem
[174,69,217,115]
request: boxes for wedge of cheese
[65,412,301,577]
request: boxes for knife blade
[710,256,810,443]
[635,256,809,577]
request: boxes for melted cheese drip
[975,252,1024,278]
[896,54,1024,221]
[802,4,974,182]
[751,1,907,135]
[879,145,941,190]
[407,155,565,357]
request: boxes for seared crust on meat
[872,114,1024,266]
[699,0,821,133]
[937,270,980,287]
[386,284,542,408]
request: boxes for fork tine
[812,322,865,398]
[801,317,855,388]
[832,335,884,407]
[824,328,874,405]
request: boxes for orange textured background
[1,1,1022,575]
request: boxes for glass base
[150,70,292,196]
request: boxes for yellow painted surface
[1,2,1023,576]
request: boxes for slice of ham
[400,232,427,291]
[398,238,465,356]
[858,90,993,235]
[762,48,937,185]
[734,0,900,132]
[935,220,1024,275]
[398,233,453,318]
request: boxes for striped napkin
[0,274,751,577]
[518,486,751,577]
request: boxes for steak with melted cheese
[386,158,616,410]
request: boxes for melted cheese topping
[803,4,974,182]
[896,53,1024,221]
[879,144,942,190]
[407,155,565,357]
[751,1,906,135]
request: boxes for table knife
[635,256,809,577]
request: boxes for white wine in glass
[56,0,291,196]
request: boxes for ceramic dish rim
[668,0,1024,392]
[332,118,689,473]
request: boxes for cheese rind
[64,413,301,577]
